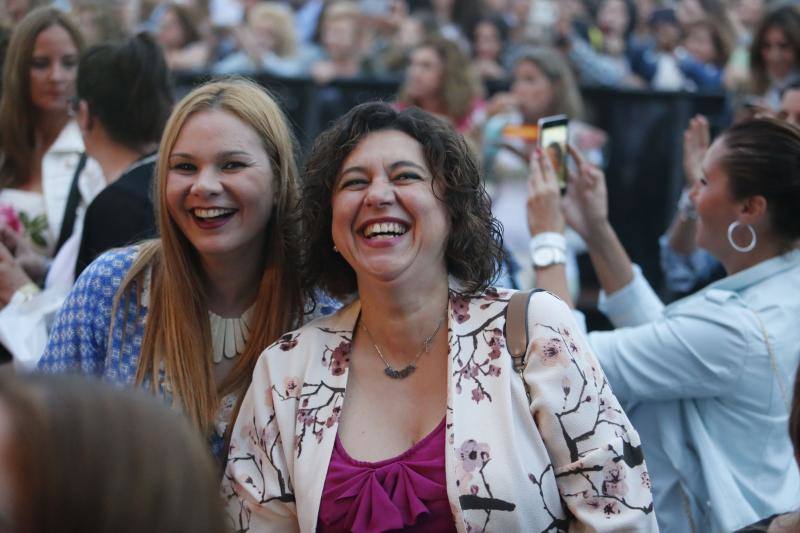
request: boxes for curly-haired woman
[396,36,485,135]
[221,102,657,532]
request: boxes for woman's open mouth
[191,207,237,229]
[361,221,409,240]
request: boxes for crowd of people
[0,1,800,532]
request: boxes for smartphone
[537,114,569,192]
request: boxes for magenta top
[317,417,457,532]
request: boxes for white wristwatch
[530,232,568,268]
[532,246,567,268]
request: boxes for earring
[333,245,339,253]
[727,221,757,253]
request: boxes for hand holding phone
[537,115,569,192]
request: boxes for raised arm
[527,145,635,304]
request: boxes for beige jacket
[222,288,659,532]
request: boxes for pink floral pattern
[221,291,656,533]
[329,341,350,376]
[450,289,510,404]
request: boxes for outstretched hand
[561,145,609,242]
[682,115,710,187]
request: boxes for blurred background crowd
[2,0,800,317]
[1,0,799,316]
[0,0,789,95]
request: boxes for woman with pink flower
[221,102,657,532]
[0,8,104,293]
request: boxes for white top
[0,120,105,367]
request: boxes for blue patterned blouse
[39,245,338,459]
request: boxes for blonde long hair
[114,79,303,437]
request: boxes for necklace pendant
[384,364,416,379]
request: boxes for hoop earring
[727,221,757,253]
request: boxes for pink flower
[602,459,628,497]
[283,376,301,398]
[488,364,501,377]
[325,406,341,428]
[533,337,570,367]
[562,326,580,354]
[297,410,315,426]
[458,439,490,472]
[487,329,505,360]
[470,386,485,403]
[451,294,471,323]
[0,204,21,233]
[330,341,351,376]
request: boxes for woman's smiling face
[331,129,450,287]
[165,108,274,265]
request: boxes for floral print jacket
[221,288,658,532]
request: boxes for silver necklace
[359,314,446,379]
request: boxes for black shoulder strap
[54,152,87,256]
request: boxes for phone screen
[538,115,569,191]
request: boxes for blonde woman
[38,79,307,459]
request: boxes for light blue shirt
[588,251,800,532]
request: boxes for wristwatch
[532,246,567,268]
[529,232,568,268]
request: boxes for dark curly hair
[301,102,503,299]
